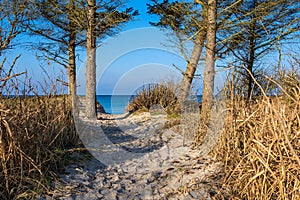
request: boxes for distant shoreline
[1,94,202,115]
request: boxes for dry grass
[127,81,180,115]
[0,95,80,199]
[213,69,300,199]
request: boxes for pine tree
[220,0,300,98]
[24,0,137,118]
[148,0,207,101]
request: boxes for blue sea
[96,95,202,114]
[96,95,133,114]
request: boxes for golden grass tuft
[213,71,300,199]
[127,81,180,115]
[0,95,80,199]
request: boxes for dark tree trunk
[247,52,254,99]
[68,39,77,114]
[68,0,77,115]
[247,0,257,99]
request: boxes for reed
[213,68,300,199]
[0,95,80,199]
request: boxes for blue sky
[2,0,188,95]
[2,0,227,96]
[76,27,188,95]
[76,0,192,95]
[2,0,299,96]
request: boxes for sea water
[96,95,202,114]
[96,95,133,114]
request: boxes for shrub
[127,81,180,115]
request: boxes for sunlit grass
[0,95,80,199]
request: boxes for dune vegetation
[127,60,300,199]
[127,81,181,115]
[214,67,300,199]
[1,60,300,199]
[0,95,80,199]
[0,0,299,199]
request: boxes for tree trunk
[201,0,216,117]
[68,40,77,114]
[68,0,77,115]
[247,0,257,99]
[179,5,207,103]
[179,30,206,102]
[86,0,96,119]
[247,50,254,99]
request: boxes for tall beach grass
[213,66,300,199]
[126,65,300,199]
[0,95,80,199]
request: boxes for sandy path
[39,99,222,199]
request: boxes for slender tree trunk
[201,0,216,117]
[86,0,96,119]
[247,1,257,99]
[68,0,77,115]
[179,6,207,102]
[179,30,206,102]
[247,50,254,99]
[68,40,77,114]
